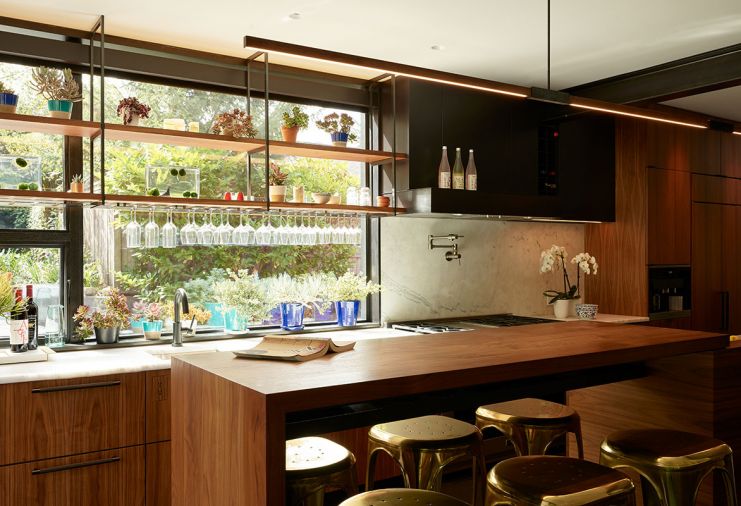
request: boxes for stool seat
[476,398,584,458]
[487,456,635,506]
[340,488,468,505]
[369,415,479,448]
[286,437,358,506]
[601,429,730,469]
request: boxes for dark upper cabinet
[383,78,615,221]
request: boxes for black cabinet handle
[31,380,121,394]
[720,292,730,331]
[31,456,120,475]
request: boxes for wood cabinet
[646,122,721,174]
[0,373,145,466]
[146,370,171,443]
[146,441,171,506]
[647,167,691,265]
[0,446,145,506]
[721,134,741,178]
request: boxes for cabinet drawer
[0,445,145,506]
[0,373,145,465]
[146,370,171,443]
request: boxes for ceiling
[1,0,741,113]
[663,86,741,122]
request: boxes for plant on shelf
[0,81,19,114]
[73,287,131,344]
[326,272,381,327]
[315,112,358,147]
[264,274,323,331]
[280,106,309,143]
[132,300,164,340]
[117,97,151,126]
[29,67,82,119]
[268,162,289,202]
[211,108,258,138]
[213,270,271,332]
[70,174,84,193]
[540,245,598,319]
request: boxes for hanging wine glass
[143,209,160,248]
[255,215,271,246]
[278,214,290,246]
[269,215,281,246]
[199,210,216,246]
[319,215,332,245]
[331,215,342,244]
[220,212,234,245]
[301,213,315,246]
[310,213,322,245]
[124,207,142,249]
[243,213,256,245]
[180,211,197,246]
[161,209,178,248]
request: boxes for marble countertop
[528,313,650,324]
[0,327,415,385]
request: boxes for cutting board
[0,346,55,365]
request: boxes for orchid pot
[330,132,349,147]
[142,320,163,341]
[0,92,18,114]
[280,303,305,331]
[47,99,73,119]
[336,300,360,327]
[94,326,119,344]
[552,299,575,319]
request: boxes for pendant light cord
[547,0,551,90]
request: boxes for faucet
[172,288,190,347]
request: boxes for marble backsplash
[379,217,585,323]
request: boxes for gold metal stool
[486,455,636,506]
[366,415,486,506]
[339,488,469,505]
[286,436,358,506]
[476,398,584,458]
[600,429,738,506]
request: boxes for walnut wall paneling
[721,133,741,178]
[585,118,648,316]
[647,167,691,265]
[646,122,721,175]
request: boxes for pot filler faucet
[172,288,190,347]
[429,234,463,263]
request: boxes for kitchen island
[171,321,728,505]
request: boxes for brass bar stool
[600,429,738,506]
[366,415,486,506]
[340,488,469,505]
[486,455,636,506]
[476,398,584,458]
[286,436,358,506]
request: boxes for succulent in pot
[213,270,272,333]
[280,106,309,143]
[117,97,151,126]
[325,272,381,327]
[133,300,164,340]
[268,162,289,203]
[70,174,84,193]
[29,67,82,119]
[73,287,131,344]
[264,274,326,331]
[211,108,258,138]
[315,112,358,147]
[0,81,19,114]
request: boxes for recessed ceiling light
[288,12,301,20]
[430,44,445,51]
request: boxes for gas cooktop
[390,314,555,334]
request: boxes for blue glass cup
[280,303,305,331]
[336,300,360,327]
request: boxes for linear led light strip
[735,131,741,136]
[244,36,712,129]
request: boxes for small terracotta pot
[70,181,84,193]
[269,185,287,202]
[281,126,299,143]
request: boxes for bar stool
[286,436,358,506]
[600,429,738,506]
[340,488,469,505]
[476,398,584,458]
[486,455,636,506]
[366,415,486,506]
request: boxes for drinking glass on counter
[45,305,65,348]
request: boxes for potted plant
[315,112,358,147]
[540,245,599,319]
[213,270,271,332]
[0,272,16,315]
[326,272,381,327]
[180,305,212,336]
[73,287,131,344]
[211,108,258,138]
[302,273,336,322]
[117,97,151,126]
[70,174,84,193]
[0,82,18,114]
[264,274,322,331]
[268,162,289,202]
[132,301,164,340]
[29,67,82,119]
[280,106,309,143]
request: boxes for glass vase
[280,303,305,331]
[336,300,360,327]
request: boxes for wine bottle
[452,148,465,190]
[26,284,38,351]
[465,149,478,191]
[9,288,28,353]
[438,146,451,189]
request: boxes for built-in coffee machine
[649,266,691,317]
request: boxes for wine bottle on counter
[9,288,28,353]
[465,149,477,191]
[438,146,451,189]
[452,147,465,189]
[26,284,38,351]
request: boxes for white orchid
[540,245,598,303]
[572,253,598,276]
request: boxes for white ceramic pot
[127,113,140,127]
[553,299,574,319]
[269,185,287,202]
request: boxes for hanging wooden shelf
[103,194,264,210]
[104,124,263,152]
[0,112,100,138]
[265,140,406,165]
[0,189,102,206]
[271,200,403,215]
